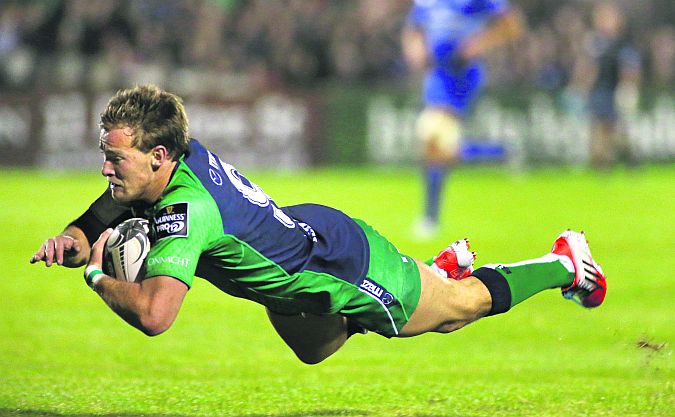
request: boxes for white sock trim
[481,253,574,274]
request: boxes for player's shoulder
[154,162,220,226]
[149,191,221,243]
[156,179,218,220]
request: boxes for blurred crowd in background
[0,0,673,96]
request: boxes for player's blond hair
[100,85,189,159]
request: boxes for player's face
[593,3,622,36]
[99,127,156,205]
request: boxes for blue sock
[425,165,448,222]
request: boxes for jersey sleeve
[144,191,221,288]
[70,188,133,246]
[406,3,425,28]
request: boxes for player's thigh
[266,309,348,362]
[348,219,423,337]
[416,108,462,162]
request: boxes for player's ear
[150,145,169,169]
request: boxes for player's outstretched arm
[29,188,129,268]
[458,8,524,62]
[30,224,90,268]
[85,229,188,336]
[401,26,428,72]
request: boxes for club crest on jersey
[360,278,397,307]
[153,202,189,240]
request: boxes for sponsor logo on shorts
[360,278,397,307]
[153,202,189,240]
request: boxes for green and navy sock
[472,253,575,315]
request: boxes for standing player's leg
[590,118,616,168]
[589,90,619,168]
[400,230,607,336]
[414,67,482,238]
[415,108,462,237]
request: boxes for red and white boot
[551,230,607,308]
[431,238,476,280]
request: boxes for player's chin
[110,187,134,205]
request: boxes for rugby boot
[431,238,476,280]
[551,230,607,308]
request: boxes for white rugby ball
[103,218,150,282]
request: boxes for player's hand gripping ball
[103,218,150,282]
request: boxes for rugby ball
[103,218,150,282]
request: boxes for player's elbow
[137,308,176,336]
[138,315,173,336]
[135,287,183,336]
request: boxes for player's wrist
[84,264,105,289]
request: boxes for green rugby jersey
[79,140,372,315]
[74,140,424,334]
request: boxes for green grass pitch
[1,165,673,417]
